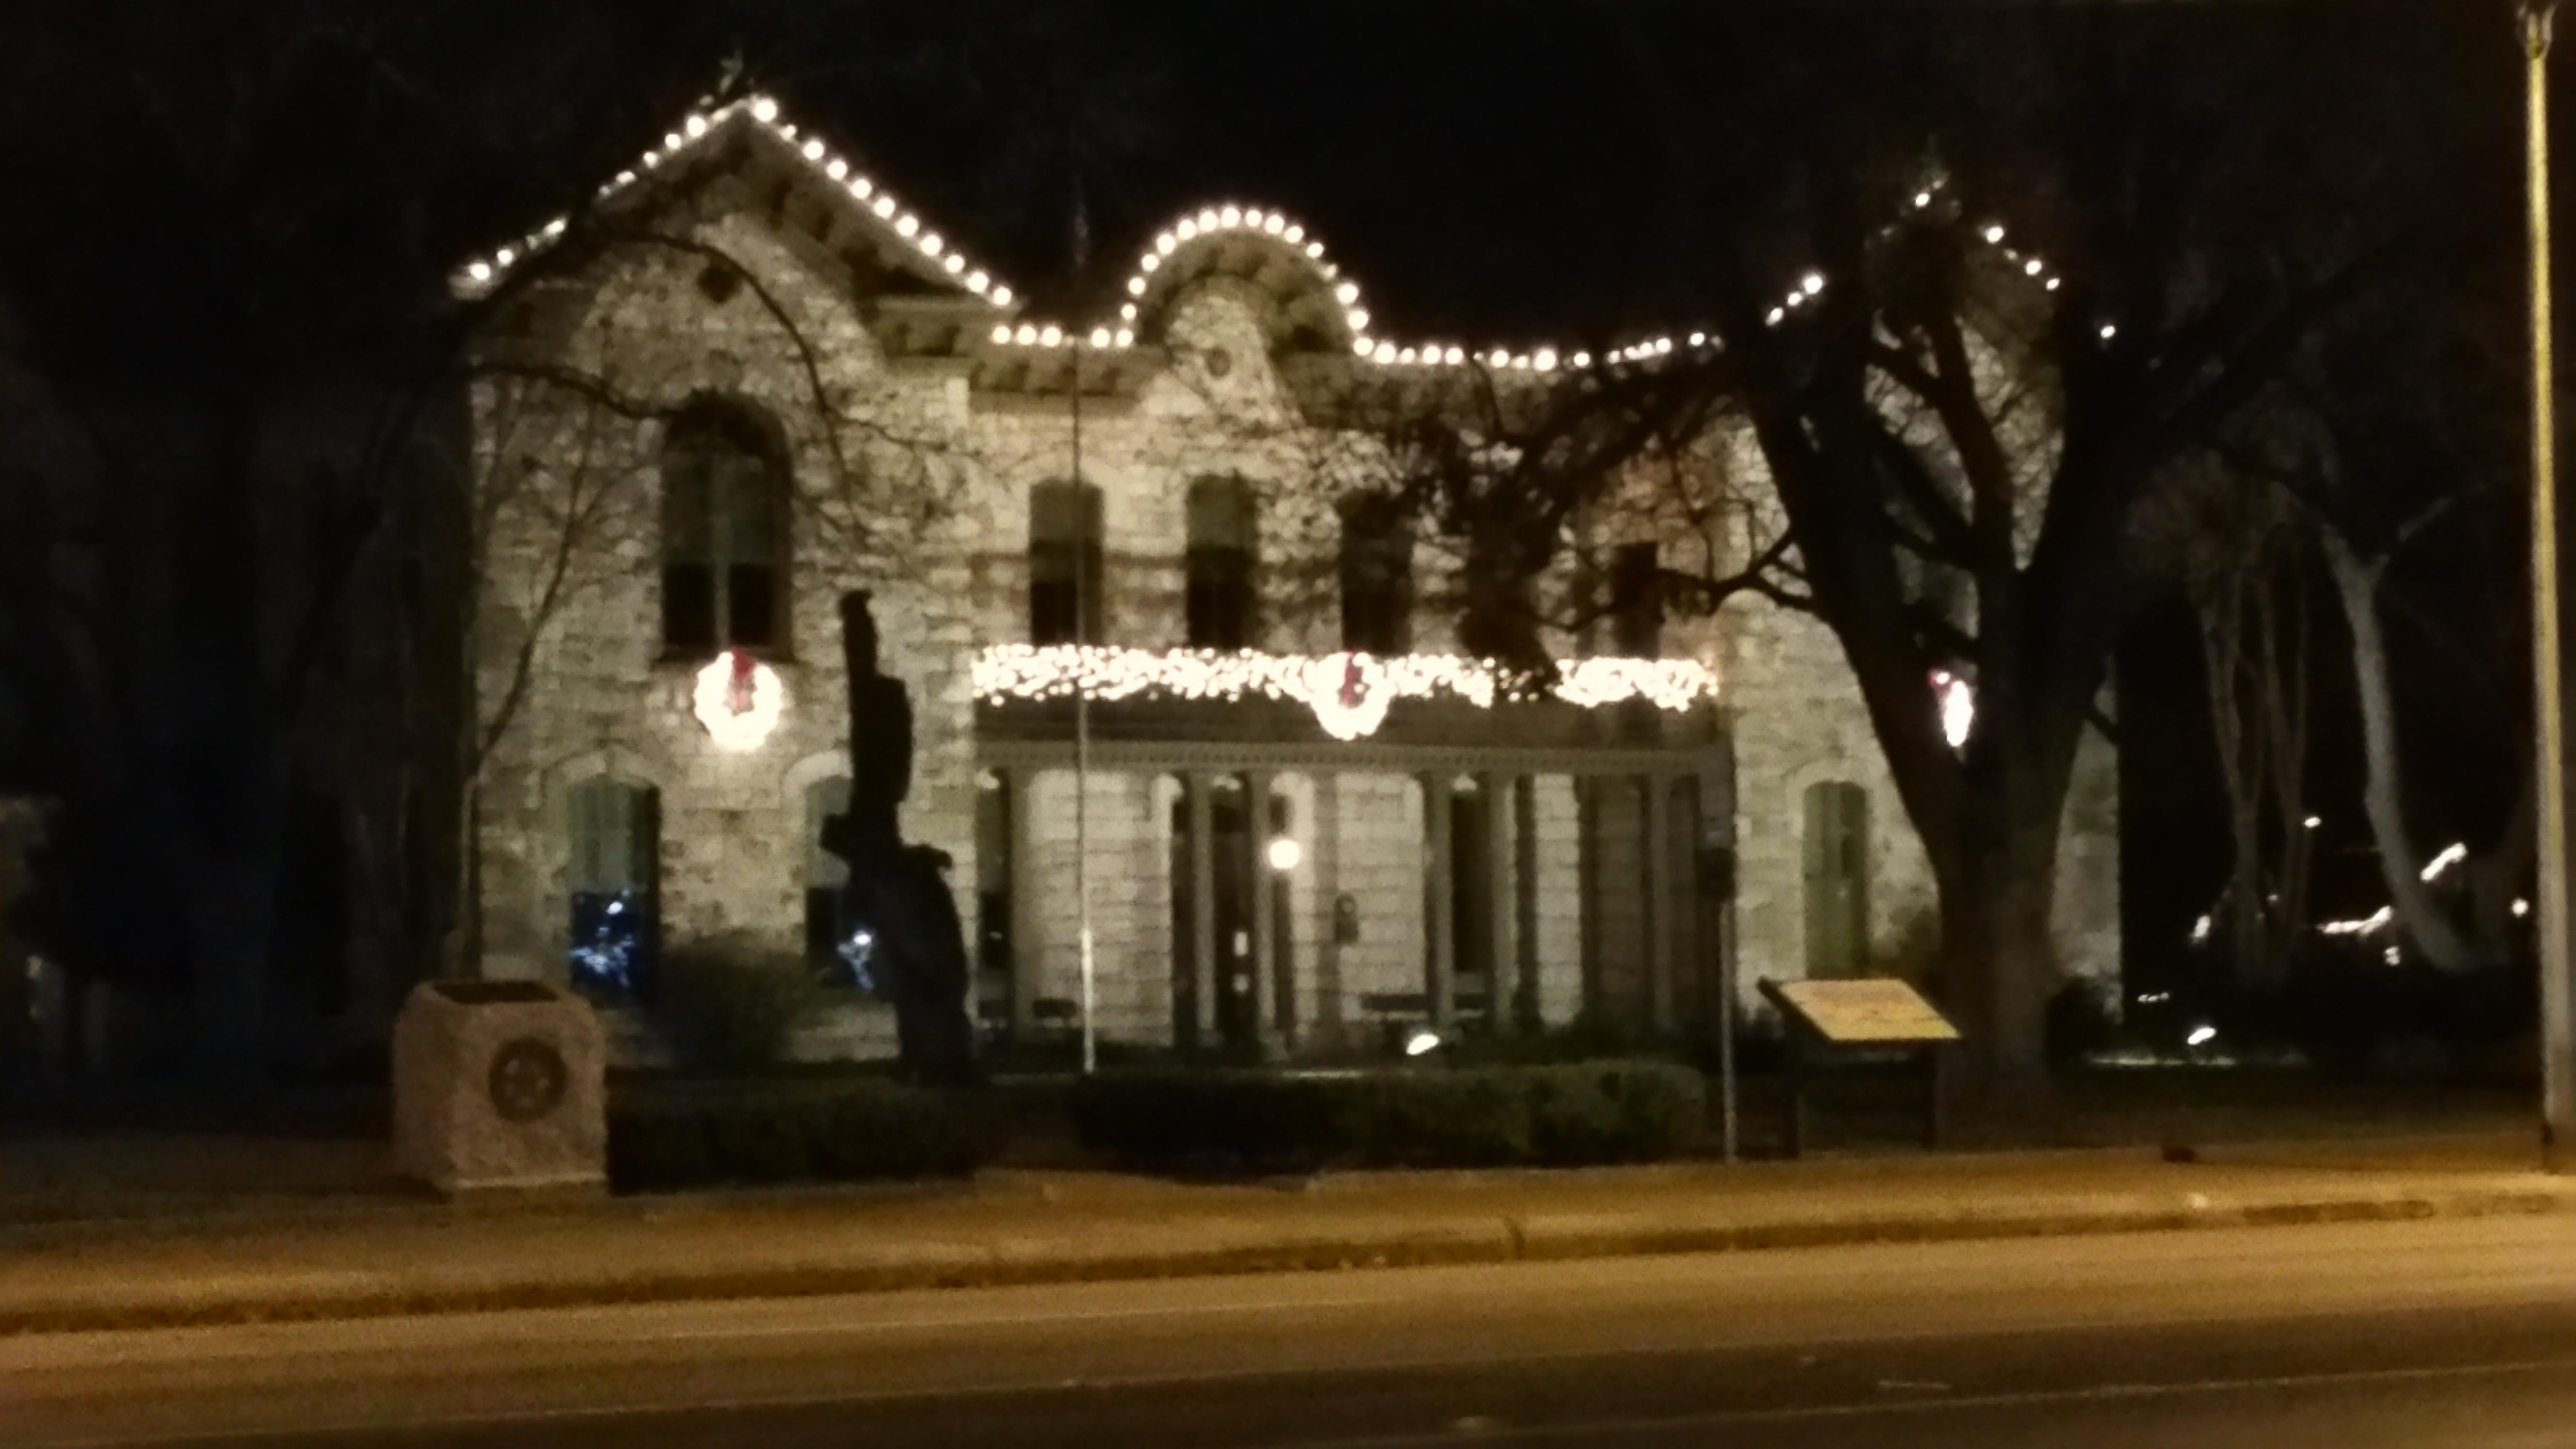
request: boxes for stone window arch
[662,395,791,656]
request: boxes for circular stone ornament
[487,1036,570,1123]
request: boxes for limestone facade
[466,101,2119,1060]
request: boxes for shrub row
[1071,1061,1707,1173]
[608,1081,992,1192]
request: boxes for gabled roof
[453,85,2081,384]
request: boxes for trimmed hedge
[1071,1062,1707,1173]
[608,1081,993,1192]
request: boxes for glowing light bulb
[1128,276,1147,296]
[1220,205,1242,227]
[1914,190,1933,208]
[1040,325,1063,346]
[967,271,989,293]
[1335,281,1360,305]
[826,158,847,180]
[1157,232,1178,255]
[1015,324,1038,344]
[1982,224,2005,242]
[1372,340,1397,363]
[944,254,966,274]
[685,114,709,138]
[896,214,919,237]
[1115,328,1134,346]
[467,261,492,283]
[993,286,1014,306]
[1284,224,1305,243]
[1348,308,1369,330]
[1196,208,1219,230]
[1305,241,1325,258]
[1533,348,1558,371]
[920,233,942,256]
[1266,837,1302,872]
[991,324,1012,343]
[1121,302,1139,320]
[1801,272,1825,295]
[802,140,825,162]
[751,97,779,123]
[2099,323,2118,340]
[2024,258,2043,276]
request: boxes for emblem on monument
[487,1036,571,1123]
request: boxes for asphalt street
[12,1213,2576,1448]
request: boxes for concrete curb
[2,1180,2568,1339]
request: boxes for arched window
[803,776,876,992]
[1186,476,1257,649]
[568,778,659,995]
[1029,480,1104,645]
[662,398,789,655]
[1338,493,1412,655]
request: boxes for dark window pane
[1339,507,1412,654]
[727,564,779,648]
[663,563,716,653]
[1610,542,1662,657]
[978,890,1012,975]
[1186,546,1253,649]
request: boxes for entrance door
[1170,776,1257,1051]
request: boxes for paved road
[13,1214,2576,1448]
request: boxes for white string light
[453,90,2103,374]
[451,93,1017,313]
[971,645,1717,741]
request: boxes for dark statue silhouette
[820,591,981,1087]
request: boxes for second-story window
[1029,480,1104,646]
[1610,541,1663,657]
[1339,493,1413,655]
[662,398,789,656]
[1185,476,1256,650]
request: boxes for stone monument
[392,979,606,1197]
[822,590,981,1087]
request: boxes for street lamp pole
[2523,0,2576,1171]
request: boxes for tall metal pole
[2525,0,2575,1170]
[1071,182,1098,1078]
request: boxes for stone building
[462,90,2119,1061]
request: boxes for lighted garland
[972,645,1716,741]
[454,91,2113,372]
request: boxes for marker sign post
[1758,977,1959,1158]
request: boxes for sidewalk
[0,1131,2569,1336]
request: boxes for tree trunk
[2320,528,2479,972]
[1934,767,2065,1124]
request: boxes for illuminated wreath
[1302,652,1392,741]
[693,649,786,751]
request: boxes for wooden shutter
[1802,782,1870,978]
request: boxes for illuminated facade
[464,92,2118,1060]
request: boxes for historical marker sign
[1764,977,1960,1045]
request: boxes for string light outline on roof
[456,91,2114,371]
[452,92,1019,312]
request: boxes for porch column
[1007,767,1042,1041]
[1311,773,1345,1048]
[1513,773,1541,1032]
[1646,773,1678,1035]
[1244,768,1275,1049]
[1576,775,1603,1023]
[1479,770,1519,1037]
[1187,770,1219,1050]
[1422,772,1456,1028]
